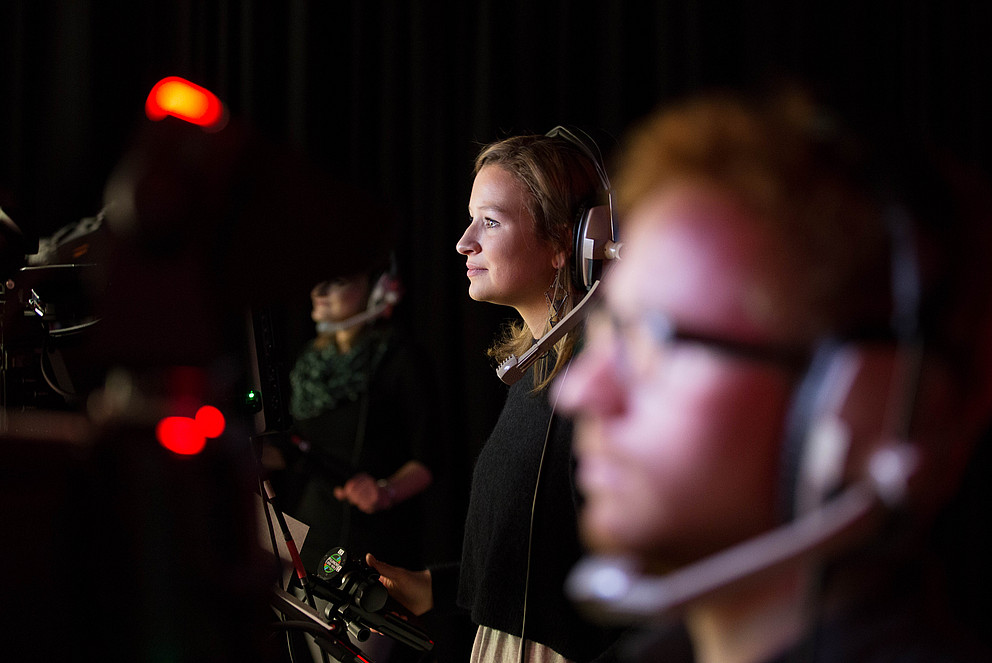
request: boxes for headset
[496,126,622,384]
[547,125,619,294]
[565,173,933,625]
[314,259,403,335]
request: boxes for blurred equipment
[0,392,280,662]
[267,544,434,662]
[0,211,106,418]
[0,206,29,279]
[2,75,355,662]
[3,72,405,661]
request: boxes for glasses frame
[589,305,813,374]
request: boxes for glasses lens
[585,307,669,378]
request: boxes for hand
[366,553,433,616]
[333,472,384,513]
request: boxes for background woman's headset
[314,257,403,335]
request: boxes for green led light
[244,389,262,412]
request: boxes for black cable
[39,343,75,399]
[519,361,571,663]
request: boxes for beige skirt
[469,625,572,663]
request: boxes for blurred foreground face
[558,184,805,572]
[311,274,370,324]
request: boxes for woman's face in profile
[457,164,559,313]
[311,274,370,323]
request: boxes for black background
[2,0,992,649]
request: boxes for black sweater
[433,370,619,662]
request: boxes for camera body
[315,546,388,614]
[306,546,433,653]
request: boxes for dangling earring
[545,268,567,326]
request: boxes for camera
[270,545,433,661]
[312,546,391,642]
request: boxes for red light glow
[156,405,227,456]
[156,416,207,456]
[195,405,226,438]
[145,76,227,131]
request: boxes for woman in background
[284,260,434,576]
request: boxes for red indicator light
[195,405,226,438]
[145,76,227,131]
[156,405,227,455]
[156,416,207,456]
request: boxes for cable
[46,317,101,337]
[39,344,76,399]
[518,361,571,663]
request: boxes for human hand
[333,472,383,513]
[366,553,433,616]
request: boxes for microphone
[315,298,396,334]
[496,233,621,385]
[315,275,401,334]
[604,241,623,260]
[497,280,601,384]
[566,443,919,623]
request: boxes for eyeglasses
[585,305,811,377]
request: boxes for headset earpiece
[779,339,849,520]
[782,195,926,519]
[368,270,402,312]
[571,203,615,291]
[545,125,621,292]
[784,342,918,520]
[314,262,402,335]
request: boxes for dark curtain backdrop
[3,0,992,570]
